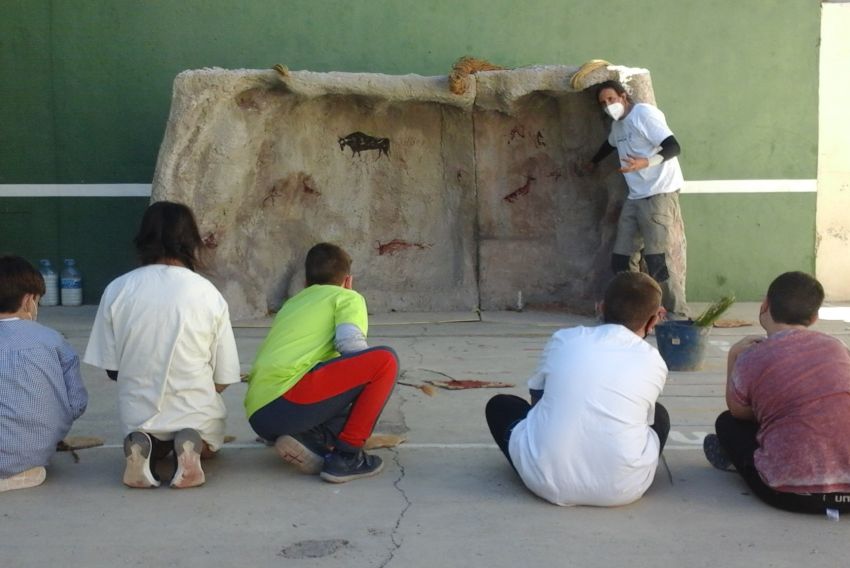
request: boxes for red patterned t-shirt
[731,329,850,493]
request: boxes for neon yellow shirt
[244,285,368,417]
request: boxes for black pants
[485,394,670,467]
[715,411,850,514]
[249,390,358,445]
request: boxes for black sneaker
[275,434,325,475]
[703,433,734,471]
[320,449,384,483]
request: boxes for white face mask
[604,102,625,121]
[26,296,38,321]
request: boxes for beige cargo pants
[613,191,687,315]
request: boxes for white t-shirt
[509,324,667,506]
[608,103,684,199]
[84,265,240,450]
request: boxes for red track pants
[276,346,399,448]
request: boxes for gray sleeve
[335,323,369,354]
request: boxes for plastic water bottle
[38,259,59,306]
[60,258,83,306]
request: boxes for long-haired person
[85,201,240,489]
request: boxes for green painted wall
[1,0,819,183]
[0,0,822,303]
[681,193,816,301]
[0,198,150,300]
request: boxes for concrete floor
[2,302,850,567]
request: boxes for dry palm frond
[448,56,506,95]
[569,59,611,90]
[364,434,407,450]
[398,380,436,396]
[693,295,736,328]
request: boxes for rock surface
[152,64,686,318]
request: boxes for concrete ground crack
[377,448,411,568]
[406,337,425,367]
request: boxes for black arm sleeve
[591,141,616,164]
[106,369,118,381]
[658,135,681,161]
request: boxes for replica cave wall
[152,65,685,319]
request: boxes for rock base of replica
[152,64,686,319]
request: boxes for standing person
[246,243,398,484]
[485,272,669,506]
[582,80,687,317]
[0,255,88,492]
[704,272,850,514]
[84,201,240,489]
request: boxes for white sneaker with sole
[0,466,47,493]
[123,431,161,488]
[171,428,205,489]
[274,435,325,475]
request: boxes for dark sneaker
[703,433,734,471]
[171,428,206,488]
[275,434,325,475]
[320,449,384,483]
[123,431,161,488]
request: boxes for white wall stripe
[0,184,152,197]
[682,179,816,194]
[0,180,816,197]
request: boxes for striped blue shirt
[0,318,88,477]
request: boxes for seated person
[84,202,240,489]
[246,243,398,484]
[704,271,850,514]
[0,255,88,492]
[486,271,669,506]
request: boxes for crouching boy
[486,272,669,506]
[0,256,88,492]
[246,243,398,483]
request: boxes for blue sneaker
[703,434,734,472]
[320,449,383,483]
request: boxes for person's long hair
[133,201,204,271]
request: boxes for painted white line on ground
[87,442,702,451]
[819,306,850,322]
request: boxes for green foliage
[693,295,735,328]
